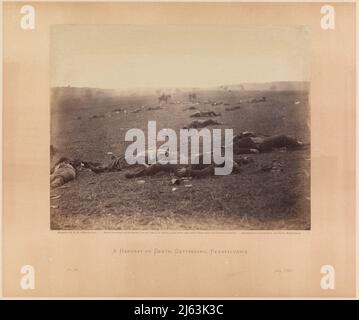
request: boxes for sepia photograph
[50,25,311,230]
[2,1,356,298]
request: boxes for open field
[51,88,310,230]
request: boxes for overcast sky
[50,25,310,89]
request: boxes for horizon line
[51,80,310,90]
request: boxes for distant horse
[189,93,197,102]
[158,94,171,104]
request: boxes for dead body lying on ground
[147,106,163,111]
[247,97,266,103]
[85,132,306,178]
[50,158,78,188]
[131,106,145,113]
[183,106,197,111]
[49,132,307,187]
[84,150,244,179]
[190,111,221,118]
[225,105,241,111]
[50,147,83,188]
[183,119,222,129]
[229,132,308,154]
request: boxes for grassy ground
[50,89,310,230]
